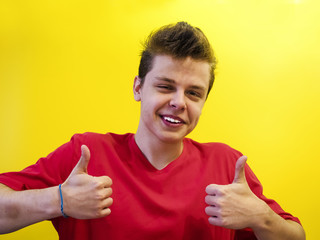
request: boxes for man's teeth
[164,116,181,123]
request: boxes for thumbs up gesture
[205,156,269,230]
[60,145,113,219]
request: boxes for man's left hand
[205,156,269,230]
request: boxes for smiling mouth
[161,115,185,125]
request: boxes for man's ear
[133,76,142,101]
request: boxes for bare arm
[0,145,113,234]
[252,208,305,240]
[0,183,60,234]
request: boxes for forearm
[0,183,61,234]
[252,206,305,240]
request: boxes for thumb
[233,155,248,184]
[72,145,91,174]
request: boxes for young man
[0,22,305,239]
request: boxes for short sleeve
[244,164,301,224]
[0,135,81,190]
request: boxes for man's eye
[157,85,173,90]
[187,90,201,98]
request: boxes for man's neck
[134,132,184,170]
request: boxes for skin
[0,54,305,239]
[205,156,305,240]
[133,55,210,170]
[133,54,305,239]
[0,145,113,234]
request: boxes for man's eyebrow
[189,85,206,92]
[155,77,175,83]
[155,77,206,91]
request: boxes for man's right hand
[61,145,113,219]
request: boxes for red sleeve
[245,164,301,224]
[0,135,82,190]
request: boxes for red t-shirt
[0,132,300,239]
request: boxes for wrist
[43,186,63,218]
[250,202,305,240]
[59,184,69,218]
[250,201,277,233]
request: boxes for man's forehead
[150,55,210,85]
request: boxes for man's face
[134,55,210,143]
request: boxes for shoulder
[184,138,242,157]
[183,138,243,184]
[69,132,134,159]
[70,132,133,146]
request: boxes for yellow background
[0,0,318,239]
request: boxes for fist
[205,156,268,229]
[61,145,113,219]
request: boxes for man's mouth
[161,115,185,124]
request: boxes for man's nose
[169,91,186,110]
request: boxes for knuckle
[100,197,113,208]
[102,208,112,217]
[93,209,102,218]
[92,180,102,189]
[106,197,113,207]
[219,208,227,218]
[205,195,213,205]
[205,206,214,216]
[213,198,221,208]
[215,208,222,217]
[92,177,111,188]
[106,176,113,185]
[209,216,221,226]
[106,187,113,197]
[218,198,225,207]
[219,187,227,196]
[95,192,105,200]
[220,218,227,227]
[206,184,217,194]
[93,188,113,201]
[106,209,111,216]
[98,176,113,187]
